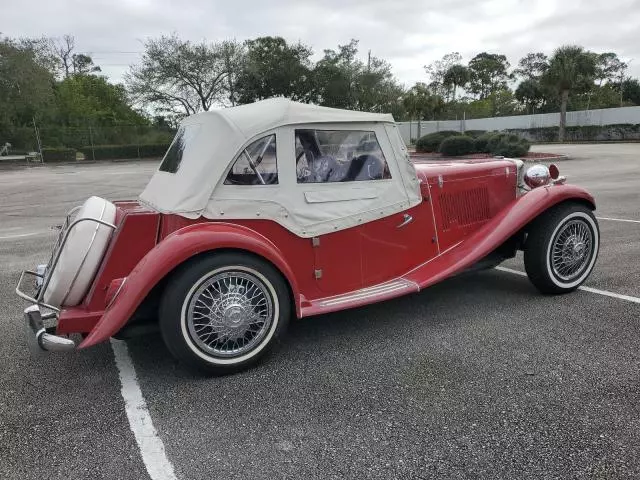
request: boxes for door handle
[397,213,413,228]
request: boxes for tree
[55,74,146,126]
[595,52,626,86]
[72,53,101,75]
[0,37,55,134]
[543,45,596,141]
[467,52,512,100]
[515,79,545,113]
[313,40,403,113]
[442,64,470,101]
[402,83,444,120]
[219,40,246,106]
[236,36,312,104]
[424,52,462,97]
[55,34,75,78]
[126,34,233,116]
[514,52,548,80]
[621,78,640,105]
[313,40,360,109]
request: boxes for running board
[301,278,419,317]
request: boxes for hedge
[463,130,487,138]
[80,144,169,160]
[486,133,531,157]
[438,135,475,156]
[42,148,76,163]
[415,131,460,152]
[473,132,496,153]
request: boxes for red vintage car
[16,99,599,374]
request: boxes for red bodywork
[54,159,595,349]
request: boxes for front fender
[405,183,595,288]
[79,222,301,349]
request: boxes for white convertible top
[140,98,422,237]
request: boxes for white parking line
[597,216,640,224]
[0,231,51,240]
[496,266,640,305]
[110,339,178,480]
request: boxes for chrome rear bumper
[23,305,75,352]
[15,204,116,353]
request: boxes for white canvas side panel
[202,122,421,238]
[139,115,245,216]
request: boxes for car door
[356,123,439,287]
[358,200,438,287]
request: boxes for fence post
[32,118,43,163]
[89,126,95,161]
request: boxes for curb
[522,154,570,162]
[0,157,161,170]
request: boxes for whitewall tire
[524,203,599,294]
[159,252,291,375]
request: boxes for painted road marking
[0,231,52,240]
[496,266,640,305]
[597,216,640,224]
[111,339,178,480]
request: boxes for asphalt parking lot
[1,143,639,479]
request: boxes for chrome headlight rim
[524,164,551,189]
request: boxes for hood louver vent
[439,187,490,230]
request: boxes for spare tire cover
[43,196,116,307]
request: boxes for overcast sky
[4,0,640,87]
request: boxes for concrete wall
[396,106,640,144]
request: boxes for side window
[159,124,201,173]
[295,129,391,184]
[225,134,278,185]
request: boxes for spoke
[186,271,274,356]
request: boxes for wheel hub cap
[186,271,274,358]
[551,219,594,282]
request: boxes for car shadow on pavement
[124,269,537,380]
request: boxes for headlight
[524,164,550,188]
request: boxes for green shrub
[488,133,531,158]
[415,131,460,152]
[80,144,169,160]
[473,132,497,153]
[438,135,475,156]
[464,130,487,138]
[42,148,76,163]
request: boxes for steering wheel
[296,149,313,181]
[361,155,384,180]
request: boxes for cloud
[2,0,639,87]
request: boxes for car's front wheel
[524,203,599,294]
[159,252,291,374]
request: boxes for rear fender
[405,183,595,288]
[79,222,301,349]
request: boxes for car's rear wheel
[159,252,291,374]
[524,203,599,294]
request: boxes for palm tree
[543,46,596,141]
[443,64,470,102]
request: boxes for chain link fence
[1,124,176,160]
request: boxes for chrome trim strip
[425,180,441,254]
[106,277,127,309]
[403,240,463,277]
[320,284,411,307]
[318,278,416,307]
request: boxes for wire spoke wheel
[524,204,599,295]
[186,270,274,358]
[550,219,594,282]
